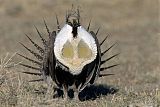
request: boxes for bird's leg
[62,84,68,100]
[74,90,79,100]
[73,83,82,100]
[44,76,53,100]
[53,87,61,98]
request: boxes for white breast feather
[54,24,72,59]
[77,26,97,56]
[54,24,97,75]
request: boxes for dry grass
[0,0,160,106]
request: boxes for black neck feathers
[71,19,79,38]
[72,26,78,38]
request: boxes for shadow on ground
[79,84,118,101]
[34,84,118,101]
[48,84,118,101]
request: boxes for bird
[18,8,119,100]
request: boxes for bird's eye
[62,41,74,58]
[78,40,92,58]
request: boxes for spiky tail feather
[17,53,41,66]
[25,34,44,56]
[19,42,43,61]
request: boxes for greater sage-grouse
[18,9,118,100]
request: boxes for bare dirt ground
[0,0,160,106]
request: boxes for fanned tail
[98,32,119,78]
[18,19,53,82]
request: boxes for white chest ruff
[54,24,97,75]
